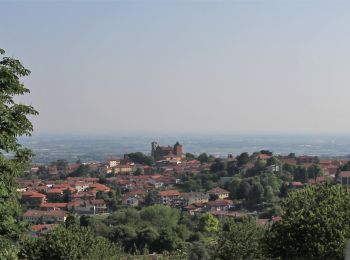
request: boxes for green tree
[264,185,275,202]
[0,49,38,247]
[65,214,79,228]
[215,218,266,260]
[266,184,350,259]
[50,159,68,172]
[109,225,137,252]
[237,181,251,199]
[236,152,250,167]
[198,153,209,164]
[260,150,273,156]
[254,159,267,172]
[0,237,18,260]
[69,164,90,177]
[210,158,225,173]
[20,225,120,260]
[248,182,264,205]
[288,153,296,158]
[144,190,159,206]
[226,160,239,176]
[140,205,180,228]
[198,213,219,233]
[154,227,184,252]
[185,153,196,160]
[189,241,210,260]
[225,177,241,199]
[266,156,278,166]
[308,163,323,182]
[127,152,154,166]
[136,226,159,252]
[294,166,308,183]
[341,160,350,171]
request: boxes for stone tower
[151,141,159,158]
[173,142,182,157]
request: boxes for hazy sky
[2,1,350,135]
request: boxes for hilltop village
[19,141,350,236]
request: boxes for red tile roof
[207,199,233,207]
[340,171,350,178]
[23,209,67,218]
[126,189,145,196]
[89,183,110,192]
[291,182,304,187]
[158,190,180,197]
[21,191,46,198]
[206,187,229,194]
[47,188,64,194]
[31,224,57,232]
[40,202,67,209]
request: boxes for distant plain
[19,133,350,163]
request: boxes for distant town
[20,140,350,237]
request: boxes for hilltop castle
[151,141,183,161]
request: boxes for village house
[339,171,350,185]
[70,191,95,201]
[107,158,121,168]
[23,210,68,223]
[158,190,181,206]
[67,199,108,215]
[40,202,68,211]
[89,183,111,193]
[205,199,234,212]
[147,179,164,189]
[122,190,145,207]
[46,188,65,202]
[30,224,58,237]
[21,191,46,207]
[184,203,205,215]
[112,164,134,175]
[180,192,209,206]
[73,181,89,192]
[266,164,280,173]
[206,187,230,199]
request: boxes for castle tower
[173,142,182,157]
[151,141,159,158]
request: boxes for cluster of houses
[20,143,350,237]
[19,177,110,224]
[122,186,234,215]
[19,173,234,222]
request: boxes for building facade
[151,141,183,161]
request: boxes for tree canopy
[0,48,38,252]
[266,184,350,259]
[215,218,266,260]
[19,225,121,260]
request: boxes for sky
[2,0,350,135]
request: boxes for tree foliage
[19,225,120,260]
[266,184,350,259]
[127,152,154,166]
[215,218,266,260]
[0,49,38,245]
